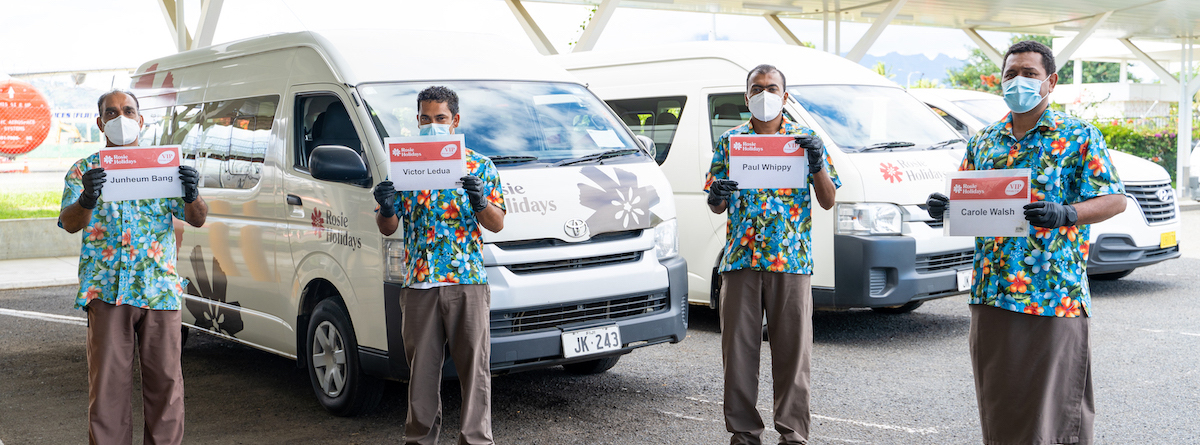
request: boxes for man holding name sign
[58,90,207,445]
[372,86,504,445]
[925,41,1125,445]
[704,64,838,445]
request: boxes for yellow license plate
[1160,231,1177,249]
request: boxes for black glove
[78,167,106,210]
[795,135,824,174]
[373,181,397,218]
[1024,201,1077,228]
[461,175,488,213]
[707,179,739,207]
[179,165,200,203]
[926,192,949,221]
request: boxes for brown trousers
[400,284,493,445]
[969,304,1094,445]
[85,300,185,445]
[720,269,813,445]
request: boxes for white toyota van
[130,30,687,416]
[911,88,1181,279]
[554,42,975,314]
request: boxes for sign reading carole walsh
[386,134,466,191]
[99,145,183,202]
[728,135,808,190]
[945,168,1031,238]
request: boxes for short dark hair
[746,64,786,92]
[1002,40,1056,77]
[417,86,459,116]
[97,89,140,114]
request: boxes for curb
[0,277,78,291]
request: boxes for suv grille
[506,252,642,275]
[490,293,669,334]
[915,249,973,273]
[1125,182,1176,224]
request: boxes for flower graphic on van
[577,167,658,234]
[183,245,244,337]
[311,207,325,238]
[880,162,903,183]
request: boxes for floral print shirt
[960,109,1123,317]
[59,153,188,311]
[393,148,505,287]
[705,120,841,275]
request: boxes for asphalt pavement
[1,210,1198,444]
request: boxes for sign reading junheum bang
[100,145,183,202]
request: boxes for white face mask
[103,115,140,146]
[748,91,784,122]
[418,123,452,136]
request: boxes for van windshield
[953,98,1011,125]
[358,81,642,165]
[788,85,964,152]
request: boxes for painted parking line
[656,409,870,443]
[683,395,938,435]
[0,308,87,326]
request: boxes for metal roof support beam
[1179,37,1194,199]
[1118,38,1179,88]
[1053,11,1112,71]
[156,0,192,52]
[845,0,907,62]
[573,0,620,53]
[505,0,558,56]
[765,14,802,46]
[963,28,1005,68]
[192,0,223,50]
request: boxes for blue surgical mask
[418,123,452,136]
[1002,75,1050,114]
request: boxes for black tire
[1089,269,1134,281]
[306,298,384,417]
[180,325,189,349]
[871,300,924,314]
[562,356,621,375]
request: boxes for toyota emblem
[1156,188,1174,203]
[564,219,589,238]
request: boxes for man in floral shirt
[705,65,839,445]
[926,41,1125,445]
[373,86,505,445]
[58,90,207,444]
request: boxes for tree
[872,62,895,79]
[946,34,1139,92]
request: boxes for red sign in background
[0,79,52,157]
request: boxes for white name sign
[386,134,466,191]
[728,135,808,190]
[99,145,183,202]
[945,169,1031,238]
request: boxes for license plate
[956,268,974,292]
[1161,231,1177,249]
[561,325,621,359]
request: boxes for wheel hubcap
[311,321,347,397]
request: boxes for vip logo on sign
[1005,179,1025,196]
[441,144,458,158]
[1156,188,1174,203]
[783,140,800,154]
[564,219,589,238]
[157,150,176,164]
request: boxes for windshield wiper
[927,138,966,150]
[858,141,915,152]
[490,155,540,165]
[552,148,641,167]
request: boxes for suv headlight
[653,219,679,260]
[837,203,903,235]
[383,238,407,283]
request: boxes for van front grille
[490,293,669,335]
[506,252,642,275]
[915,249,973,273]
[1125,182,1176,224]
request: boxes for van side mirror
[310,145,370,185]
[635,135,657,160]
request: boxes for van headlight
[383,238,407,283]
[837,203,902,235]
[653,219,679,260]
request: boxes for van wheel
[563,356,621,375]
[306,299,383,416]
[180,326,189,349]
[871,300,924,314]
[1090,270,1133,281]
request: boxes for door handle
[287,194,303,206]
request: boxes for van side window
[168,104,205,165]
[928,105,971,139]
[138,108,169,146]
[605,96,686,165]
[707,93,796,151]
[199,95,279,189]
[295,95,363,171]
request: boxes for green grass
[0,190,61,219]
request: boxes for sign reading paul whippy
[945,169,1031,238]
[728,135,808,190]
[385,134,466,191]
[100,145,183,202]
